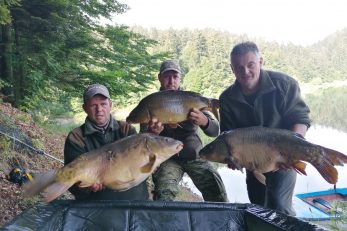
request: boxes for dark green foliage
[0,0,20,25]
[1,4,347,129]
[0,0,166,120]
[131,27,347,132]
[133,27,347,89]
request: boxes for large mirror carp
[24,133,183,202]
[126,90,220,126]
[199,127,347,185]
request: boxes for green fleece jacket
[64,116,149,200]
[219,69,311,132]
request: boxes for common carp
[24,133,183,202]
[199,127,347,185]
[126,90,220,126]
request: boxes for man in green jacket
[143,60,228,202]
[64,83,149,200]
[219,42,311,215]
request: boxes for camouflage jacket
[219,69,311,132]
[64,116,149,200]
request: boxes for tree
[0,0,165,119]
[0,0,20,25]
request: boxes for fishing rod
[0,130,64,164]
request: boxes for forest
[1,0,347,131]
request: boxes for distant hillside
[131,26,347,97]
[128,27,347,132]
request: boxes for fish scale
[24,133,183,202]
[200,127,347,185]
[126,90,220,124]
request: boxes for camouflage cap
[83,83,110,103]
[159,60,182,74]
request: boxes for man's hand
[188,108,208,127]
[83,183,105,192]
[147,117,164,135]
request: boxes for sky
[112,0,347,46]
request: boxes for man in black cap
[64,83,149,200]
[142,60,228,202]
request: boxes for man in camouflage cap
[142,60,228,202]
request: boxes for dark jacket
[64,116,149,200]
[219,69,311,132]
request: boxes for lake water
[183,125,347,203]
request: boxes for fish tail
[312,159,338,184]
[23,169,75,202]
[42,182,74,202]
[322,146,347,166]
[209,98,220,121]
[23,170,57,198]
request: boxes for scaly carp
[126,90,220,125]
[24,133,183,202]
[199,127,347,185]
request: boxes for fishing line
[0,130,64,164]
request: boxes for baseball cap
[159,60,182,74]
[83,83,110,103]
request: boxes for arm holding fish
[189,109,219,137]
[280,77,311,134]
[148,118,164,135]
[89,183,105,192]
[291,124,308,138]
[188,108,209,127]
[140,118,164,135]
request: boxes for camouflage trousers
[152,158,228,202]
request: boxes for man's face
[158,70,181,90]
[231,51,263,94]
[83,95,112,126]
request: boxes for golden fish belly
[149,96,207,123]
[234,143,286,173]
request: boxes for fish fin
[292,161,307,175]
[253,171,266,185]
[78,181,94,188]
[42,182,73,202]
[140,154,156,173]
[23,170,57,198]
[312,159,338,184]
[209,98,220,121]
[322,146,347,166]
